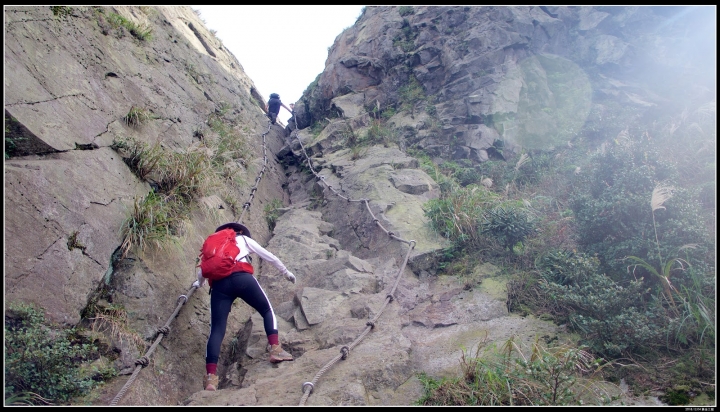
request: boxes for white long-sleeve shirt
[234,235,288,274]
[197,235,289,285]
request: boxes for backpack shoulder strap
[238,235,253,263]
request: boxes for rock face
[295,6,714,161]
[4,5,710,407]
[5,5,286,406]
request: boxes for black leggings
[205,272,277,364]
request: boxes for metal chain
[109,115,412,405]
[291,123,417,405]
[236,120,272,224]
[109,290,196,405]
[110,116,275,405]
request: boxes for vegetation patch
[112,103,251,257]
[263,198,284,231]
[106,12,153,41]
[119,190,184,257]
[50,6,73,18]
[393,18,418,53]
[363,118,398,148]
[417,335,618,406]
[423,166,538,256]
[310,118,330,138]
[84,302,146,355]
[398,6,414,16]
[398,75,426,115]
[415,93,715,402]
[570,139,709,278]
[5,303,114,405]
[67,231,87,252]
[4,115,27,159]
[123,106,159,127]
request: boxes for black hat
[215,222,252,239]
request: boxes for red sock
[267,334,279,346]
[206,363,217,375]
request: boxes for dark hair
[270,93,279,99]
[215,222,252,239]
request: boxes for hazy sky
[191,5,366,124]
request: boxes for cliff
[4,5,714,406]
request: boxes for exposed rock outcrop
[295,6,714,161]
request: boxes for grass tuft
[119,191,180,257]
[417,336,618,406]
[263,199,284,231]
[112,104,251,257]
[123,106,158,127]
[106,12,153,41]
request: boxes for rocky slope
[5,5,712,406]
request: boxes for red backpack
[198,228,249,283]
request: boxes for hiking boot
[269,344,293,363]
[203,373,218,391]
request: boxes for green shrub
[477,162,512,188]
[5,136,25,159]
[111,136,163,180]
[441,160,482,187]
[417,337,615,406]
[5,303,108,405]
[535,249,673,357]
[454,167,481,187]
[536,249,600,287]
[512,152,555,186]
[434,245,482,281]
[425,103,437,117]
[393,32,416,53]
[626,251,716,351]
[424,156,539,254]
[570,139,710,283]
[380,106,397,119]
[482,204,537,251]
[662,389,691,406]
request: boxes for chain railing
[108,115,275,405]
[288,121,417,405]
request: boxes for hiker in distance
[193,222,297,391]
[265,93,292,125]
